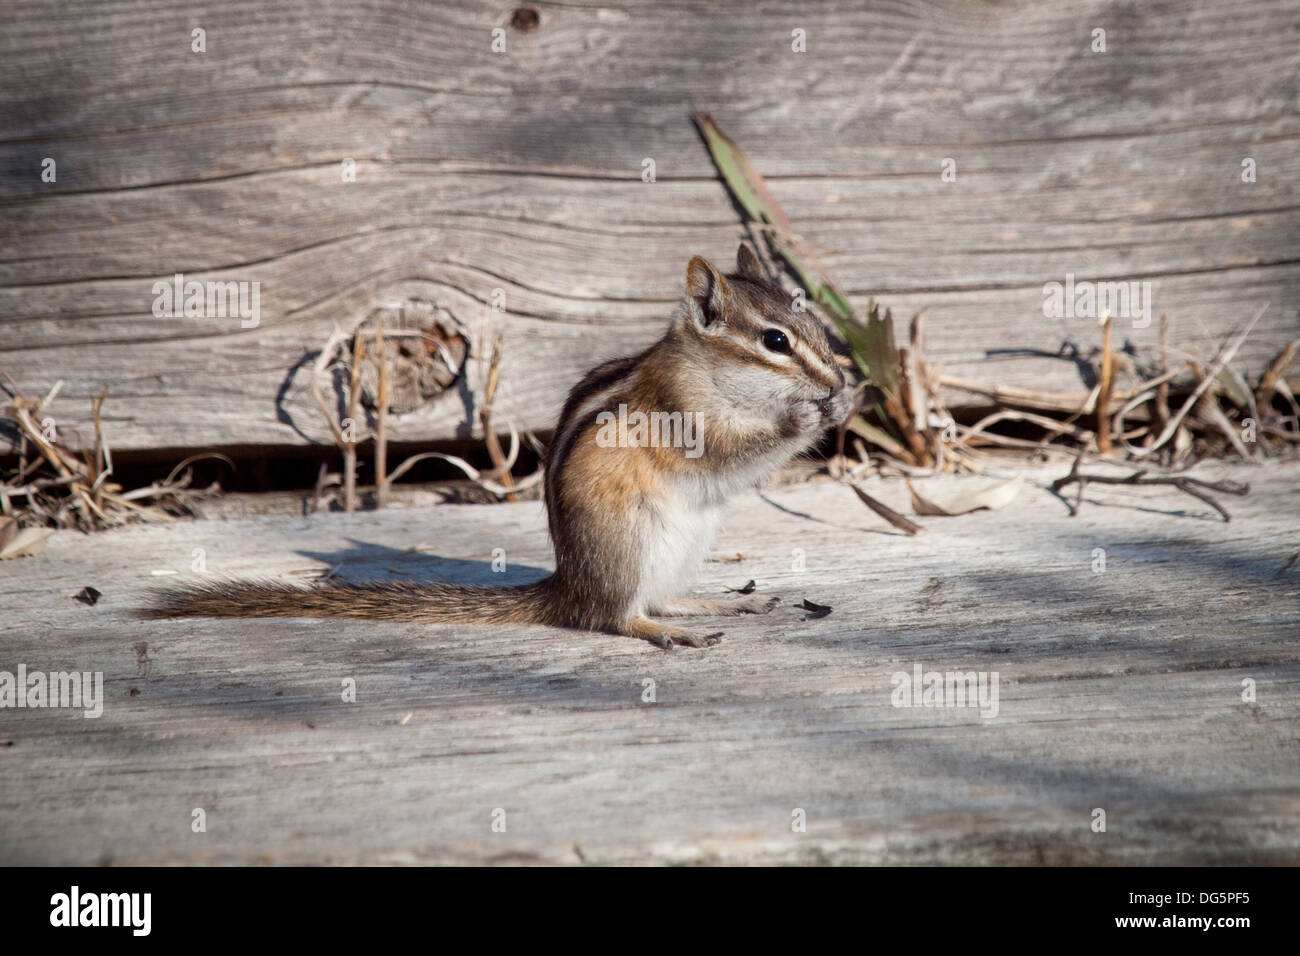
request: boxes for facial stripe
[721,319,840,391]
[790,338,840,389]
[712,334,783,370]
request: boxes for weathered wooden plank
[1,461,1297,864]
[1,0,1298,453]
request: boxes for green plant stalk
[694,112,897,395]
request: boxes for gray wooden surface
[2,461,1297,864]
[2,1,1298,453]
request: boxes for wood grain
[1,0,1298,453]
[1,461,1297,864]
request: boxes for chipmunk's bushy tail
[141,577,557,626]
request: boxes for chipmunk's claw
[730,594,782,615]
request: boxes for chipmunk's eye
[761,328,791,354]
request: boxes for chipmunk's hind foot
[624,616,723,650]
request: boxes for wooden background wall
[1,0,1297,454]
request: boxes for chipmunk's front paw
[818,387,852,425]
[782,400,824,437]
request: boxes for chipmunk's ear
[685,255,728,329]
[736,243,764,281]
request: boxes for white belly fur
[635,492,720,614]
[634,439,807,613]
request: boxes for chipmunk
[147,244,851,648]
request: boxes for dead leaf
[846,417,910,461]
[74,586,102,606]
[0,526,54,560]
[1215,364,1254,410]
[0,516,17,552]
[849,483,923,535]
[797,599,833,619]
[907,474,1025,517]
